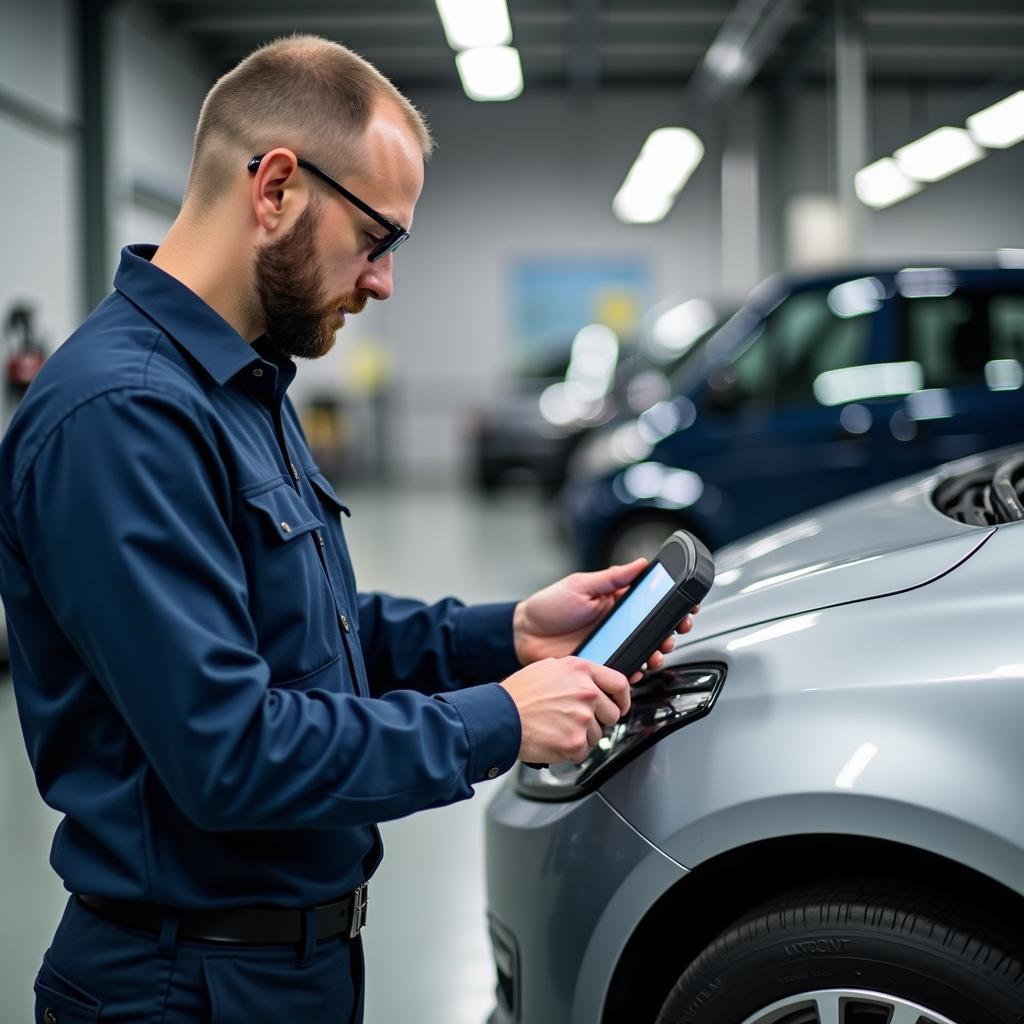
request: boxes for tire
[655,881,1024,1024]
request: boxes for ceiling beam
[688,0,805,102]
[174,12,439,33]
[568,0,601,94]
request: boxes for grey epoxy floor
[0,483,570,1023]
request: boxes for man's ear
[249,149,303,232]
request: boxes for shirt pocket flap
[308,471,351,517]
[243,482,323,542]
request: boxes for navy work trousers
[34,896,364,1023]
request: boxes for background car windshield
[729,287,873,407]
[901,289,1024,388]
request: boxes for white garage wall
[865,84,1024,258]
[378,90,726,483]
[769,84,1024,261]
[0,0,74,120]
[107,3,209,266]
[0,0,77,428]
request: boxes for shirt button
[339,613,351,633]
[280,521,291,533]
[252,367,264,378]
[44,1010,58,1024]
[487,767,500,779]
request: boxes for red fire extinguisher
[4,304,47,403]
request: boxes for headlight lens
[515,663,725,800]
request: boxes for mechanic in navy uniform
[0,35,694,1023]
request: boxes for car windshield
[665,313,735,391]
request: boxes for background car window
[729,288,872,407]
[904,290,1024,389]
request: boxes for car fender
[599,536,1024,900]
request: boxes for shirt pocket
[307,470,358,604]
[239,479,339,681]
[305,469,370,695]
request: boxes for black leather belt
[78,883,368,945]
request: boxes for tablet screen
[577,561,675,666]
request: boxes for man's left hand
[513,558,699,684]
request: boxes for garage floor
[0,483,569,1023]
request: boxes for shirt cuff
[455,601,521,683]
[436,682,522,784]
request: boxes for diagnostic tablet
[574,530,714,676]
[523,531,714,769]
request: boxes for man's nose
[356,254,394,301]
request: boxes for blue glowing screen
[577,562,674,666]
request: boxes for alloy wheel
[741,988,960,1024]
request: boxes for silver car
[486,445,1024,1024]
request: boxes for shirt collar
[113,244,265,387]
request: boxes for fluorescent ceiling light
[966,91,1024,149]
[455,46,523,102]
[854,158,921,209]
[613,127,704,224]
[613,191,673,225]
[435,0,512,50]
[894,126,984,183]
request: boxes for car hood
[678,462,995,645]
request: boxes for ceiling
[141,0,1024,95]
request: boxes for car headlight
[515,663,725,800]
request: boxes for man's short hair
[187,34,434,207]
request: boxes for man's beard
[253,202,367,360]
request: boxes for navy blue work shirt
[0,244,523,909]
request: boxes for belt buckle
[349,882,369,938]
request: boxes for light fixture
[613,128,704,225]
[454,46,523,102]
[435,0,512,50]
[966,91,1024,149]
[854,158,921,209]
[893,126,984,183]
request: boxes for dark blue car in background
[563,260,1024,567]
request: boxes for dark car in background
[468,300,729,496]
[563,261,1024,567]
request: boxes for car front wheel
[655,882,1024,1024]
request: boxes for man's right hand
[500,657,630,765]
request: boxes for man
[0,36,694,1023]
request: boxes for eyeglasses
[247,153,410,262]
